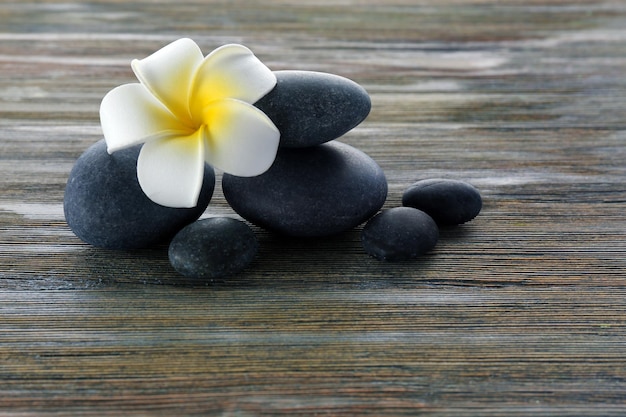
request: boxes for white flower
[100,38,280,208]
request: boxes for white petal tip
[136,133,206,210]
[145,193,198,209]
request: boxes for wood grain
[1,1,625,415]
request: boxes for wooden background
[1,1,625,415]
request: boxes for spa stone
[255,70,371,148]
[64,140,214,250]
[222,141,387,237]
[168,217,258,279]
[362,207,439,261]
[402,179,482,225]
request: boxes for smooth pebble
[402,179,482,225]
[168,217,258,279]
[222,141,387,237]
[64,140,215,250]
[255,70,371,148]
[362,207,439,261]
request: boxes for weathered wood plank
[1,0,626,415]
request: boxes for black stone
[362,207,439,261]
[402,179,482,225]
[255,70,371,148]
[222,141,387,237]
[168,217,258,279]
[64,140,215,250]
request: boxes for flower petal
[203,98,280,177]
[137,130,206,208]
[131,38,203,124]
[100,83,188,153]
[190,44,276,119]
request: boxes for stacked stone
[63,70,483,280]
[64,70,386,278]
[223,71,387,237]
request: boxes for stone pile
[64,70,482,280]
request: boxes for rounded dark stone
[64,139,215,250]
[222,141,387,237]
[361,207,439,261]
[168,217,258,279]
[402,179,482,225]
[254,70,371,148]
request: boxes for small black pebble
[402,179,482,225]
[362,207,439,261]
[168,217,258,279]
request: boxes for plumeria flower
[100,38,280,208]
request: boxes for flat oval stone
[64,140,215,250]
[362,207,439,261]
[222,141,387,237]
[402,179,482,225]
[168,217,258,279]
[254,70,371,148]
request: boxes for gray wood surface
[1,1,625,415]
